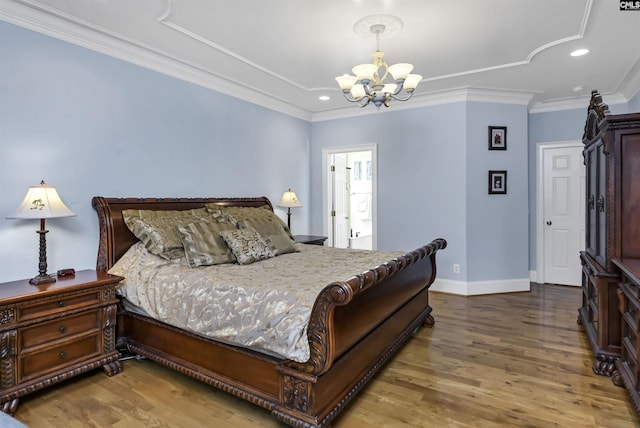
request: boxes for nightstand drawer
[20,310,101,350]
[17,290,102,321]
[18,334,101,383]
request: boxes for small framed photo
[488,170,507,194]
[488,126,507,150]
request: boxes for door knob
[546,221,552,225]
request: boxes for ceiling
[2,0,640,121]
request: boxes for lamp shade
[7,181,76,220]
[277,189,303,208]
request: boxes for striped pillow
[122,208,211,260]
[206,204,294,240]
[176,221,237,267]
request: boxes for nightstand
[0,269,123,415]
[294,235,328,246]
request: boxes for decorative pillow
[123,217,191,259]
[176,221,237,267]
[122,208,209,219]
[123,209,212,260]
[239,218,298,256]
[219,226,276,265]
[206,204,294,240]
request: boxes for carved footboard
[274,238,446,427]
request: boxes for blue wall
[0,22,310,282]
[310,101,531,285]
[466,102,529,281]
[310,104,468,280]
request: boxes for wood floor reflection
[14,283,640,427]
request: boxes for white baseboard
[430,277,531,296]
[529,270,537,282]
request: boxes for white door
[331,155,349,248]
[542,144,585,286]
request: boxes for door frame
[322,144,378,249]
[535,140,583,284]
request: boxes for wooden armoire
[578,90,640,379]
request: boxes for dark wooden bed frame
[92,196,446,427]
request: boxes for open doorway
[323,145,377,249]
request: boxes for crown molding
[529,92,628,114]
[310,88,534,122]
[0,0,313,122]
[618,55,640,104]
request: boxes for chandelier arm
[341,92,364,103]
[392,80,405,95]
[357,96,372,108]
[378,64,389,85]
[340,92,373,107]
[360,79,373,96]
[387,90,416,102]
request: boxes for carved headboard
[91,196,273,272]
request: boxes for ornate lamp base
[29,274,57,285]
[30,224,56,286]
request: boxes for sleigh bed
[92,196,446,427]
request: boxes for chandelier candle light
[335,15,422,109]
[7,181,76,285]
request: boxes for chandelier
[335,15,422,109]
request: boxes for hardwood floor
[13,284,640,427]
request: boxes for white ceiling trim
[311,88,535,122]
[529,92,628,114]
[1,0,313,121]
[423,0,592,87]
[617,56,640,102]
[158,2,311,94]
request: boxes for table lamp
[277,188,302,231]
[7,181,76,285]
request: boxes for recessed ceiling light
[319,95,330,101]
[570,49,589,57]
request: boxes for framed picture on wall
[488,170,507,194]
[488,126,507,150]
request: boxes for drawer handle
[59,352,67,360]
[58,301,66,307]
[59,326,67,334]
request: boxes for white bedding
[109,242,404,362]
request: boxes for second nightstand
[294,235,328,246]
[0,269,123,415]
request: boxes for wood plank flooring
[13,284,640,427]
